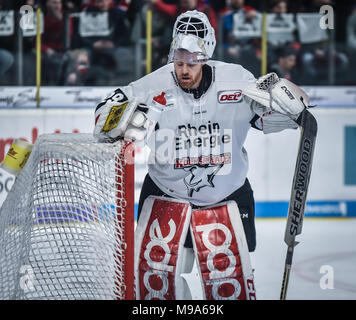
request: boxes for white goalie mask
[168,10,216,64]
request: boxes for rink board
[132,201,356,220]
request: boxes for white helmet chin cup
[168,10,216,63]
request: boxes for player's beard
[177,69,203,89]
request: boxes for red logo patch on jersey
[153,92,167,105]
[218,90,243,103]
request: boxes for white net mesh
[0,133,134,300]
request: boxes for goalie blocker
[135,196,255,300]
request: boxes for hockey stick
[280,109,317,300]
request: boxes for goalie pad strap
[135,196,191,300]
[191,201,256,300]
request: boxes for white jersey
[117,60,257,206]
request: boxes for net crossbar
[0,133,134,300]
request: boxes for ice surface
[183,218,356,300]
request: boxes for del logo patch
[218,90,243,103]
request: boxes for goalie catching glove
[94,89,165,143]
[243,73,309,120]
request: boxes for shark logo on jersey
[183,163,224,197]
[174,153,231,197]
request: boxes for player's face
[174,61,203,89]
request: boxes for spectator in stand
[298,0,349,84]
[4,0,42,85]
[209,0,228,14]
[220,0,261,76]
[79,0,130,82]
[114,0,144,25]
[220,0,259,41]
[346,5,356,84]
[0,49,14,79]
[267,0,295,47]
[141,0,173,69]
[347,5,356,52]
[62,0,83,12]
[64,49,92,85]
[24,0,36,6]
[0,0,14,82]
[41,0,73,84]
[269,0,287,14]
[302,45,349,84]
[150,0,218,33]
[269,45,297,82]
[42,0,71,59]
[265,0,300,81]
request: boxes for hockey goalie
[94,10,310,300]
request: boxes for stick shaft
[36,8,41,108]
[280,245,294,300]
[280,110,317,299]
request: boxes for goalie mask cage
[0,134,134,300]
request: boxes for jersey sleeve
[95,64,174,114]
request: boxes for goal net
[0,133,134,300]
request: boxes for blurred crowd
[0,0,355,86]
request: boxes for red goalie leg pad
[191,201,256,300]
[135,196,191,300]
